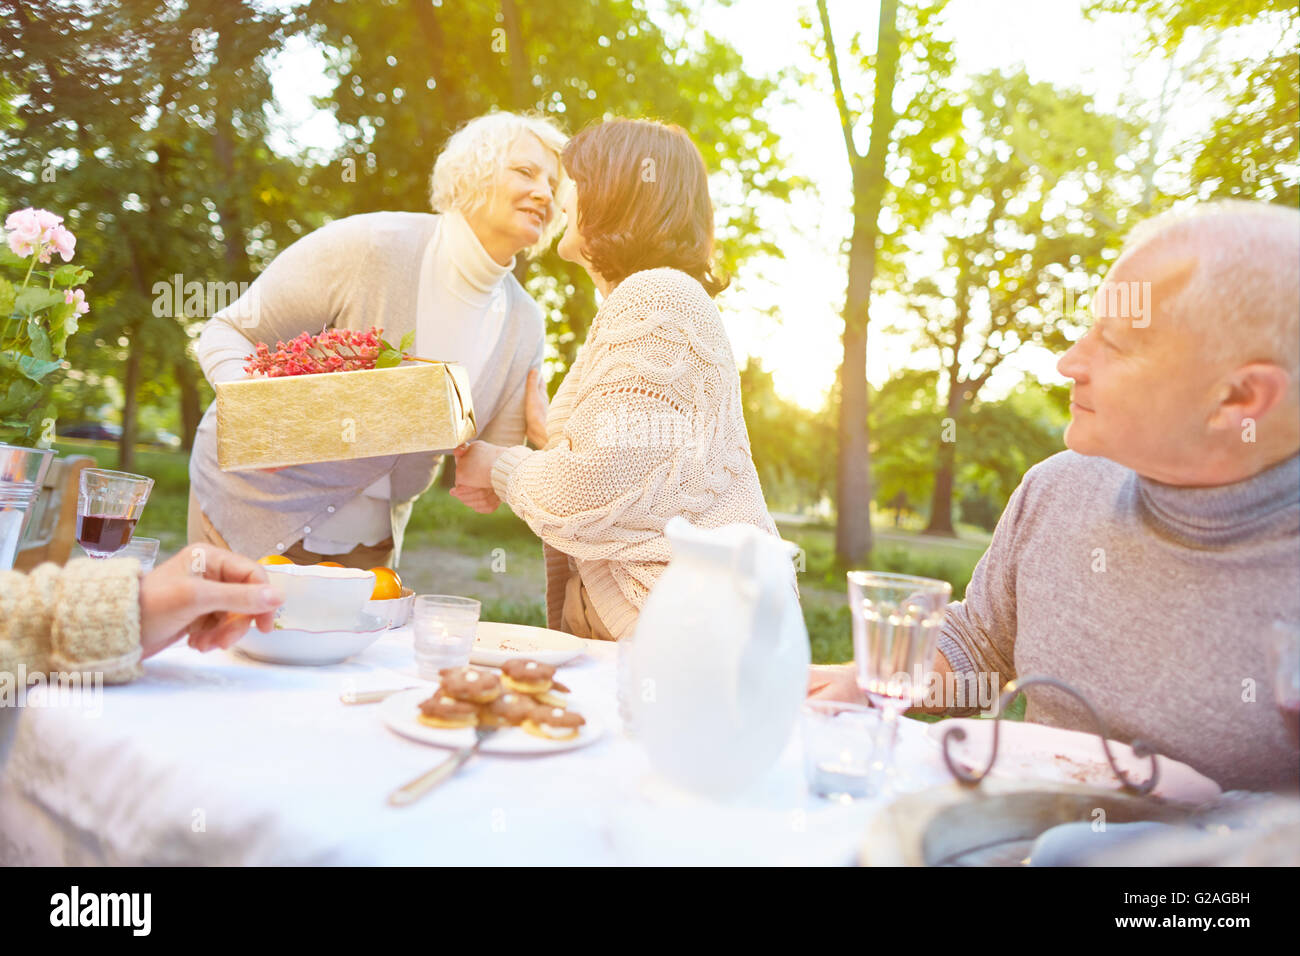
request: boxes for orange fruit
[258,554,293,565]
[369,566,403,601]
[316,561,345,568]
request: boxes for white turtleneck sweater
[299,210,513,553]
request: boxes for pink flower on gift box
[64,288,89,315]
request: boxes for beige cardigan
[0,558,144,683]
[491,268,779,640]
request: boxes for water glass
[801,700,883,802]
[412,595,480,679]
[87,535,160,571]
[848,570,951,788]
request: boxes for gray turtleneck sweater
[937,450,1300,792]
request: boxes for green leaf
[399,330,416,354]
[0,245,28,269]
[26,319,53,360]
[16,354,61,382]
[51,264,82,286]
[14,286,63,315]
[45,301,77,356]
[0,276,13,317]
[373,350,401,369]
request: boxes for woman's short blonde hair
[430,111,570,259]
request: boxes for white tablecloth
[0,630,952,866]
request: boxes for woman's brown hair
[561,118,728,296]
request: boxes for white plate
[469,621,585,666]
[379,687,604,754]
[927,718,1222,804]
[237,612,387,666]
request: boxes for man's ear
[1210,362,1292,431]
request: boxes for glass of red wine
[76,468,154,559]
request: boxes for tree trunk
[836,237,873,563]
[925,361,964,536]
[926,442,957,535]
[119,335,140,473]
[822,0,901,566]
[499,0,531,109]
[213,25,246,272]
[176,357,202,451]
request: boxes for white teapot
[627,516,810,798]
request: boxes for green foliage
[0,237,94,445]
[739,357,836,511]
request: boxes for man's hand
[525,368,549,448]
[451,441,504,489]
[450,484,500,514]
[806,663,866,704]
[138,544,284,658]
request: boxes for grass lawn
[52,442,994,668]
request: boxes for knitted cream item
[1,557,143,685]
[492,268,779,639]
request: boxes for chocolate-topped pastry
[501,659,556,694]
[438,666,502,704]
[478,692,536,728]
[531,687,568,708]
[418,693,478,729]
[522,704,586,741]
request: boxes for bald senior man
[810,200,1300,792]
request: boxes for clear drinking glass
[76,468,153,558]
[115,536,160,571]
[412,595,480,679]
[801,699,884,802]
[848,570,951,791]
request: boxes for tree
[888,69,1132,534]
[1090,0,1299,206]
[813,0,898,565]
[1,0,307,467]
[300,0,793,383]
[811,0,960,562]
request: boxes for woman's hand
[450,485,500,514]
[525,368,549,448]
[451,441,505,489]
[138,544,284,658]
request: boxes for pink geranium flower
[4,207,76,261]
[64,288,89,315]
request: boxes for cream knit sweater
[0,558,144,684]
[491,268,779,640]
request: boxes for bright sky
[264,0,1253,409]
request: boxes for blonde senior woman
[453,118,780,641]
[187,111,564,568]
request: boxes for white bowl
[263,564,376,632]
[365,587,415,628]
[237,612,388,666]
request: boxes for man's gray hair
[1121,199,1300,375]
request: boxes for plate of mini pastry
[470,622,585,667]
[379,661,604,754]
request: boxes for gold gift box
[215,363,477,472]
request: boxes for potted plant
[0,207,91,569]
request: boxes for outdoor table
[0,630,953,866]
